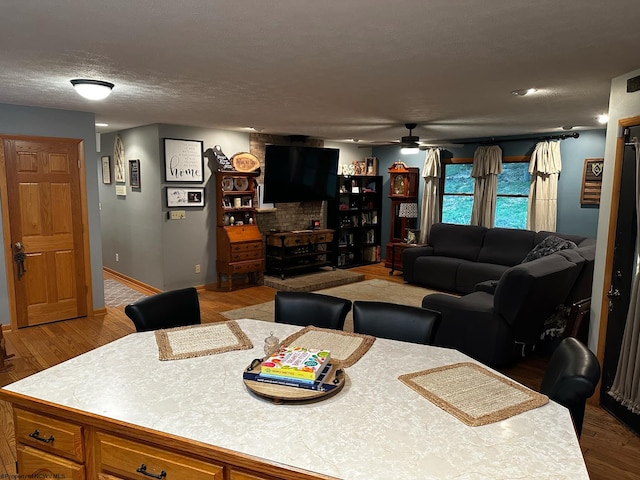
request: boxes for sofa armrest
[422,292,514,367]
[402,246,434,283]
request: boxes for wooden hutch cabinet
[384,163,420,270]
[215,171,264,290]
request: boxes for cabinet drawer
[283,235,312,246]
[315,233,333,243]
[96,432,223,480]
[18,444,85,480]
[230,260,263,274]
[15,408,84,462]
[231,242,261,253]
[230,470,271,480]
[231,250,262,262]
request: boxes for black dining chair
[540,336,601,437]
[353,301,441,344]
[274,291,351,330]
[124,287,201,332]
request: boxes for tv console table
[265,229,335,279]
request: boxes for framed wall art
[101,155,111,184]
[129,159,141,189]
[580,158,604,205]
[164,138,204,182]
[166,187,205,208]
[114,135,126,183]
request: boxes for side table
[388,242,426,275]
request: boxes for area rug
[279,326,375,368]
[221,278,441,332]
[263,267,364,292]
[155,321,253,361]
[398,362,549,426]
[104,278,148,307]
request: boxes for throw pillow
[522,235,577,263]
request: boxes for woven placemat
[278,326,375,368]
[399,362,549,426]
[155,321,253,361]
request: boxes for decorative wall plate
[234,177,249,191]
[222,176,234,191]
[231,152,260,172]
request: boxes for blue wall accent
[0,103,103,324]
[373,129,604,254]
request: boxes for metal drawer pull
[136,464,167,479]
[28,429,54,443]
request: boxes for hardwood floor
[1,262,639,478]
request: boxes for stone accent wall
[249,133,328,233]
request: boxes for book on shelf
[260,346,331,383]
[244,363,337,392]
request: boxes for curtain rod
[463,131,580,145]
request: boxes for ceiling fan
[399,122,420,151]
[357,123,435,150]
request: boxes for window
[441,159,530,229]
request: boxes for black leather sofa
[403,222,595,299]
[404,223,596,367]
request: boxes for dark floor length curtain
[609,137,640,413]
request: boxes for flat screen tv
[262,145,339,203]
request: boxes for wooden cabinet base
[7,404,334,480]
[18,444,85,480]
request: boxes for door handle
[13,242,26,278]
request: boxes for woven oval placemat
[278,326,375,368]
[399,362,549,426]
[155,321,253,361]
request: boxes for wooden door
[1,136,88,328]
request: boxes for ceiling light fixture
[511,88,538,96]
[95,122,109,127]
[597,114,609,124]
[400,146,420,155]
[70,79,114,100]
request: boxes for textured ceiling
[1,1,639,145]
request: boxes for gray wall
[373,129,605,248]
[0,103,103,325]
[99,126,373,291]
[99,124,250,290]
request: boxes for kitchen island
[0,319,589,479]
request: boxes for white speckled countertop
[2,319,588,479]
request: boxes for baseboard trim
[103,267,162,295]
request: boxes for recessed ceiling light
[70,79,114,100]
[597,114,609,124]
[511,88,538,96]
[95,122,109,127]
[561,125,574,130]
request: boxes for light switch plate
[170,210,186,220]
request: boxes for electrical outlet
[195,264,201,273]
[115,253,119,262]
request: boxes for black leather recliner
[540,337,601,437]
[353,301,440,344]
[124,287,201,332]
[422,253,581,367]
[274,291,351,330]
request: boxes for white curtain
[419,148,441,244]
[470,145,502,227]
[527,140,562,231]
[609,137,640,413]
